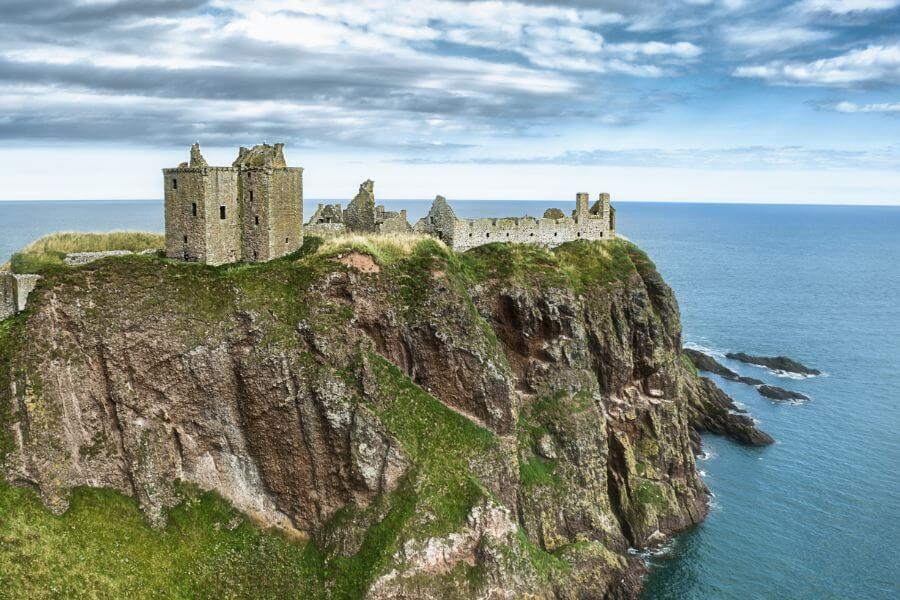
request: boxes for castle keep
[414,192,616,252]
[164,143,303,265]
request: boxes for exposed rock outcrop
[726,352,820,376]
[683,348,764,386]
[0,238,772,598]
[758,385,810,402]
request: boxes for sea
[1,199,898,599]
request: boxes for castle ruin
[306,180,410,237]
[414,192,616,252]
[163,143,303,265]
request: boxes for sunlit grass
[316,233,447,265]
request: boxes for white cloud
[734,44,900,86]
[721,24,832,52]
[796,0,900,14]
[831,100,900,112]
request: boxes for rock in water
[683,348,764,386]
[758,385,810,402]
[726,352,820,376]
[0,238,775,599]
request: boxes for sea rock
[683,348,764,386]
[758,385,810,402]
[682,374,775,449]
[726,352,820,376]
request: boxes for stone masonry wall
[14,275,41,312]
[164,168,207,262]
[0,273,16,321]
[415,194,614,252]
[266,168,303,259]
[343,180,377,233]
[201,168,242,266]
[241,168,269,262]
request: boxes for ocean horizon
[1,200,898,598]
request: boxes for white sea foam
[683,341,727,359]
[698,449,717,461]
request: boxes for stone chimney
[189,142,208,168]
[273,143,286,167]
[575,192,589,214]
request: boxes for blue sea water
[0,199,898,599]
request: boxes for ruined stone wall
[265,168,303,259]
[14,275,41,312]
[164,168,207,262]
[448,214,611,252]
[0,273,16,321]
[415,194,614,253]
[64,251,135,266]
[344,181,377,233]
[201,168,241,266]
[305,223,346,237]
[413,196,458,245]
[377,209,411,234]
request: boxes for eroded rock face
[0,241,772,598]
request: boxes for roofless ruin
[163,143,616,265]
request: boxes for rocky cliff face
[0,238,771,599]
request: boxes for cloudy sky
[1,0,899,203]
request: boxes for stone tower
[163,143,303,265]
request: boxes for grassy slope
[5,232,165,274]
[0,233,650,599]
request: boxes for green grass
[681,353,699,377]
[365,355,498,537]
[6,232,164,274]
[459,239,644,293]
[315,233,447,266]
[0,482,325,599]
[634,480,668,512]
[519,455,559,488]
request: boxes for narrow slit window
[254,215,259,226]
[285,237,289,243]
[191,202,197,216]
[183,235,187,243]
[249,190,254,202]
[173,178,178,189]
[486,232,490,238]
[219,206,226,220]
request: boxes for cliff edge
[0,235,771,598]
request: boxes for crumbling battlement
[163,143,303,265]
[414,192,616,252]
[306,180,410,236]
